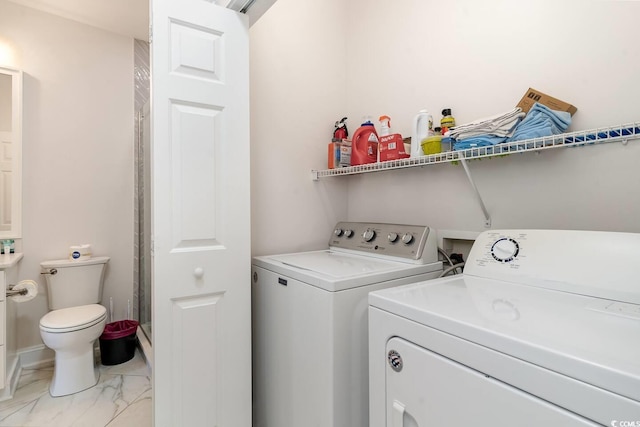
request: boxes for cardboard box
[516,88,577,116]
[327,141,340,169]
[378,134,409,162]
[339,140,351,167]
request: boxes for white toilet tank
[40,256,110,310]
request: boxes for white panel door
[150,0,251,425]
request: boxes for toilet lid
[40,304,107,332]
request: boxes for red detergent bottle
[350,117,379,166]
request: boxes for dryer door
[385,337,598,427]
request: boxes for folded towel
[451,120,521,140]
[450,108,525,141]
[453,135,508,150]
[508,102,571,142]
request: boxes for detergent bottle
[440,108,456,134]
[411,110,433,158]
[378,115,409,162]
[350,117,379,166]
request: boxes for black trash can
[99,319,139,365]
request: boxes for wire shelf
[311,121,640,180]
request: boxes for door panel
[385,337,597,426]
[151,0,250,425]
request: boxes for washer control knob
[491,238,520,263]
[334,228,344,237]
[344,229,354,238]
[401,233,414,245]
[363,229,376,242]
[388,232,399,243]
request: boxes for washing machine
[369,229,640,427]
[251,222,444,427]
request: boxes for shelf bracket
[459,157,491,228]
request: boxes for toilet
[39,256,109,397]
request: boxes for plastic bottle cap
[362,115,374,126]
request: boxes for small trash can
[99,319,139,365]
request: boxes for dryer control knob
[363,229,376,242]
[401,233,414,245]
[344,229,354,238]
[388,232,399,243]
[491,237,520,263]
[334,228,344,237]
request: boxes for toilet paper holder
[6,284,28,297]
[6,279,39,302]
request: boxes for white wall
[0,0,134,349]
[344,0,640,233]
[251,0,640,258]
[249,0,349,255]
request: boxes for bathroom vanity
[0,65,23,401]
[0,253,21,400]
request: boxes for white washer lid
[253,250,442,292]
[40,304,107,331]
[270,251,403,278]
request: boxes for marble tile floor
[0,348,151,427]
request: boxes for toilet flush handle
[41,268,57,275]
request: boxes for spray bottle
[378,115,409,162]
[379,116,391,136]
[411,110,433,158]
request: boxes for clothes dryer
[369,229,640,427]
[252,222,443,427]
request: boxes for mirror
[0,66,22,239]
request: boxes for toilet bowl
[40,304,107,396]
[39,256,110,397]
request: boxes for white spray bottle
[411,110,433,158]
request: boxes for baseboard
[18,344,55,370]
[0,354,21,402]
[0,339,150,402]
[0,345,55,402]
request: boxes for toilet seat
[40,304,107,333]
